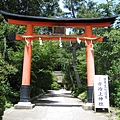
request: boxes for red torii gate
[0,10,117,109]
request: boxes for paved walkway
[3,90,111,120]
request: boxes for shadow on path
[33,90,83,107]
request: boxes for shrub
[72,85,87,97]
[0,85,6,120]
[51,82,61,90]
[78,91,87,102]
[109,80,120,107]
[0,54,18,119]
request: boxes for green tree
[105,29,120,107]
[94,27,120,107]
[63,0,99,18]
[0,0,62,17]
[0,53,18,119]
[31,41,59,96]
[97,0,116,17]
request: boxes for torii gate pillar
[14,25,35,109]
[85,26,95,104]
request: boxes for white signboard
[94,75,110,112]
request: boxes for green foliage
[109,80,120,107]
[51,74,61,90]
[78,91,87,102]
[76,47,87,84]
[0,53,18,118]
[51,82,61,90]
[115,2,120,14]
[97,0,116,17]
[0,0,62,17]
[0,85,6,120]
[72,85,87,97]
[63,0,87,18]
[62,71,72,90]
[94,28,120,107]
[30,41,59,97]
[114,87,120,107]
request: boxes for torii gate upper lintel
[0,10,117,109]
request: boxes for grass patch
[78,91,87,102]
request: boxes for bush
[0,54,18,119]
[51,82,61,90]
[78,91,87,102]
[72,85,87,97]
[0,86,6,120]
[50,73,61,90]
[115,85,120,107]
[109,80,120,107]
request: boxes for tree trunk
[71,0,76,18]
[68,63,75,89]
[72,43,81,86]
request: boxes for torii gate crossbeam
[0,10,117,109]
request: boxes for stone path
[3,89,111,120]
